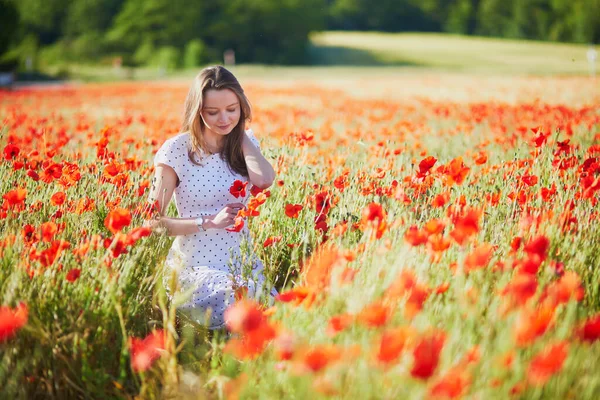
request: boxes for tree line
[1,0,598,71]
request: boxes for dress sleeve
[245,128,261,150]
[153,136,186,179]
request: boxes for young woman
[145,65,277,330]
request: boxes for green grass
[308,31,596,75]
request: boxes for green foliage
[0,0,19,54]
[106,0,204,50]
[37,41,70,68]
[132,38,155,66]
[68,32,107,61]
[63,0,124,38]
[150,46,181,71]
[445,0,478,34]
[14,0,71,45]
[183,39,206,69]
[205,0,327,65]
[329,0,436,32]
[2,0,599,70]
[0,1,20,71]
[0,36,36,73]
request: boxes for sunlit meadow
[1,73,600,399]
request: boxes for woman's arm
[242,131,275,189]
[144,164,207,236]
[147,164,177,216]
[152,216,207,236]
[144,164,241,236]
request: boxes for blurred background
[0,0,599,83]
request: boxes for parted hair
[182,65,252,177]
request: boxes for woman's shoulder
[158,131,190,153]
[154,132,190,166]
[163,131,190,146]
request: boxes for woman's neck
[203,130,224,154]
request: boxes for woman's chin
[217,126,235,135]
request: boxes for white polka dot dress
[153,129,276,330]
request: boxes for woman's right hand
[206,203,246,230]
[142,216,165,233]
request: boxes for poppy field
[1,73,600,399]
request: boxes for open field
[309,31,596,75]
[1,72,600,399]
[30,32,599,85]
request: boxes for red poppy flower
[527,341,568,386]
[404,226,428,246]
[40,162,63,183]
[361,202,385,224]
[410,331,445,380]
[327,313,354,337]
[449,208,481,245]
[301,344,342,373]
[0,302,28,342]
[463,243,494,273]
[510,236,522,252]
[275,286,311,304]
[333,173,349,192]
[375,326,412,365]
[423,219,445,235]
[432,192,450,208]
[514,305,554,346]
[417,156,437,178]
[521,174,539,187]
[361,203,388,239]
[301,244,346,291]
[40,221,58,242]
[2,187,26,208]
[230,180,248,198]
[22,224,38,244]
[66,268,81,282]
[285,203,303,218]
[263,235,282,247]
[225,299,266,334]
[26,170,40,181]
[128,330,166,372]
[3,144,20,160]
[357,301,391,328]
[384,269,430,318]
[577,313,600,342]
[533,129,551,147]
[36,239,71,267]
[429,367,471,399]
[501,273,538,306]
[313,190,333,215]
[444,157,470,186]
[50,192,66,206]
[542,271,584,307]
[225,216,245,232]
[475,151,488,165]
[104,208,132,234]
[250,184,268,197]
[523,235,549,261]
[127,226,153,244]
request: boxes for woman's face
[200,88,241,138]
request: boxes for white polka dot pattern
[154,129,276,329]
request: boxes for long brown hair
[182,66,252,177]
